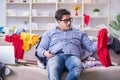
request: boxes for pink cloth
[84,14,90,26]
[97,28,112,67]
[5,34,24,59]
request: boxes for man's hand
[43,50,54,58]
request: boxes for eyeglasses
[60,18,73,23]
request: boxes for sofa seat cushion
[5,65,47,80]
[80,66,120,80]
[5,65,120,80]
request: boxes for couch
[0,37,120,80]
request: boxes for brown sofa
[0,37,120,80]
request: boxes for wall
[109,0,120,21]
[0,0,6,27]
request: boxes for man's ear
[57,20,60,24]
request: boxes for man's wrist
[42,50,46,57]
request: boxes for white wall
[0,0,120,26]
[0,0,6,27]
[109,0,120,21]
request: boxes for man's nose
[67,21,71,24]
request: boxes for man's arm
[37,32,54,58]
[81,33,97,53]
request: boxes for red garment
[97,28,111,67]
[84,14,90,26]
[5,34,24,59]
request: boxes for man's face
[57,14,73,31]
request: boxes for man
[37,9,97,80]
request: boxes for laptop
[0,46,16,65]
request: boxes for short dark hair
[55,9,71,21]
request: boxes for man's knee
[47,55,64,70]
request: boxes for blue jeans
[46,53,82,80]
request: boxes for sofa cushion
[5,65,120,80]
[5,65,47,80]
